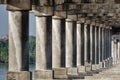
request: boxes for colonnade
[6,10,114,80]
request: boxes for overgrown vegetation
[0,36,36,64]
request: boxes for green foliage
[0,40,8,63]
[0,36,36,64]
[29,36,36,64]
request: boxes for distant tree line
[0,36,36,64]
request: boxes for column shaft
[84,24,88,64]
[90,25,93,65]
[77,22,82,66]
[36,16,47,70]
[9,11,29,71]
[52,18,61,68]
[66,20,73,67]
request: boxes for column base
[78,66,86,73]
[92,64,99,70]
[34,70,53,79]
[99,62,103,68]
[7,71,32,80]
[78,66,93,76]
[109,57,113,66]
[67,67,78,76]
[53,68,68,79]
[85,62,92,72]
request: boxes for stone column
[92,24,99,70]
[77,21,82,69]
[66,19,78,76]
[52,17,61,68]
[112,36,116,65]
[84,20,91,72]
[106,28,109,68]
[77,21,86,73]
[109,28,113,66]
[98,25,102,68]
[34,16,53,79]
[102,26,105,68]
[7,11,31,80]
[104,27,109,68]
[118,41,120,60]
[52,16,67,79]
[103,28,107,68]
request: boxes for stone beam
[32,0,53,16]
[7,0,31,10]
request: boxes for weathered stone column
[112,36,116,65]
[98,24,102,68]
[34,16,53,79]
[77,21,85,73]
[103,27,107,68]
[7,11,31,80]
[104,27,109,68]
[7,1,31,80]
[109,28,113,66]
[77,21,82,70]
[117,40,120,60]
[105,28,109,68]
[92,23,99,70]
[101,27,105,68]
[77,18,86,74]
[90,23,93,70]
[66,19,78,76]
[52,16,61,68]
[84,19,91,72]
[52,16,67,79]
[66,19,73,68]
[32,1,53,78]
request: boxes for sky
[0,5,36,36]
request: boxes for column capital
[66,19,73,22]
[91,21,96,26]
[52,16,64,19]
[32,6,53,17]
[78,18,85,23]
[95,22,100,27]
[85,19,91,25]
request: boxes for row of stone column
[7,11,113,80]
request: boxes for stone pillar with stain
[35,16,53,79]
[103,27,108,68]
[65,19,78,76]
[77,21,84,73]
[6,0,31,80]
[109,28,113,66]
[101,26,105,68]
[52,16,67,79]
[84,19,92,72]
[98,24,103,68]
[92,23,99,70]
[77,18,87,74]
[32,1,53,79]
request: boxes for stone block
[54,11,66,18]
[33,6,53,16]
[92,64,97,70]
[34,70,53,80]
[99,62,103,68]
[7,71,32,80]
[7,0,31,10]
[78,66,86,73]
[53,68,68,79]
[85,63,92,71]
[67,67,78,76]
